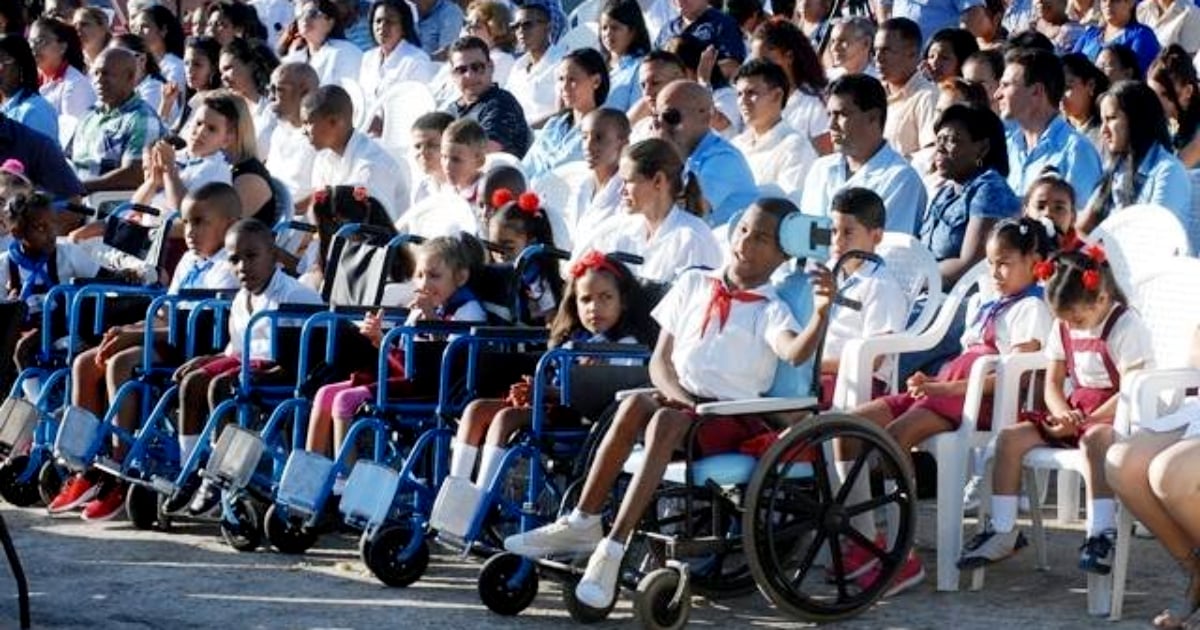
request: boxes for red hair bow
[1033,260,1055,281]
[491,188,515,209]
[353,186,369,203]
[313,188,329,205]
[570,250,623,279]
[1082,269,1102,291]
[1083,243,1107,266]
[517,191,541,216]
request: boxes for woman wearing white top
[565,108,630,254]
[131,6,188,128]
[750,19,833,155]
[71,7,112,70]
[578,138,723,281]
[30,18,94,125]
[284,0,364,86]
[219,39,280,160]
[361,0,433,135]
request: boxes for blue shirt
[604,55,644,112]
[343,4,376,51]
[687,131,758,226]
[522,111,583,178]
[655,8,746,62]
[0,89,59,148]
[1006,115,1102,208]
[800,141,928,235]
[417,0,465,56]
[1113,143,1193,227]
[1073,22,1161,73]
[890,0,984,44]
[921,169,1021,261]
[0,114,84,199]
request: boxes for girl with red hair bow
[486,189,564,323]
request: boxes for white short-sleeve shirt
[267,120,318,202]
[960,292,1052,352]
[167,249,239,294]
[652,268,801,400]
[823,263,910,380]
[283,39,365,86]
[149,152,232,213]
[731,120,816,197]
[576,206,724,282]
[565,174,624,256]
[311,130,410,221]
[504,43,567,124]
[782,90,830,143]
[1045,305,1154,389]
[225,269,324,361]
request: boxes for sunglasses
[512,19,547,30]
[302,8,328,20]
[656,108,683,127]
[452,61,489,75]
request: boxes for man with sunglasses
[652,79,756,227]
[444,36,531,158]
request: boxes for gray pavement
[0,500,1185,629]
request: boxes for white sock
[21,378,40,402]
[567,508,600,529]
[599,537,625,559]
[836,461,876,539]
[1089,499,1116,537]
[178,434,200,464]
[449,442,477,480]
[990,495,1019,533]
[475,445,506,490]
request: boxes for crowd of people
[1,0,1200,625]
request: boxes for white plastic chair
[396,191,479,238]
[483,152,526,178]
[379,81,438,157]
[558,22,599,51]
[1088,204,1191,296]
[530,161,590,251]
[58,115,78,150]
[338,77,368,129]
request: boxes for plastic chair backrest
[567,0,600,27]
[765,270,816,398]
[397,192,479,238]
[531,161,589,250]
[484,152,525,177]
[1090,204,1191,295]
[559,22,599,51]
[877,232,942,333]
[1132,257,1200,372]
[58,115,78,150]
[379,81,437,154]
[1187,169,1200,253]
[269,176,293,226]
[339,77,367,129]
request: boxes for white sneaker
[504,516,602,559]
[962,475,983,514]
[575,544,623,608]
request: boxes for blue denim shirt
[417,0,465,56]
[0,89,59,148]
[687,131,758,226]
[521,111,583,179]
[604,55,644,112]
[1006,115,1102,208]
[920,169,1021,261]
[1073,22,1161,73]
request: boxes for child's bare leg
[576,393,659,515]
[607,407,691,542]
[471,407,532,489]
[13,329,39,372]
[1108,430,1197,561]
[993,423,1048,496]
[71,348,106,415]
[835,399,895,460]
[1151,438,1200,547]
[886,408,956,452]
[458,399,507,446]
[307,382,352,455]
[105,346,145,460]
[1081,425,1115,499]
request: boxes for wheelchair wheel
[364,523,429,587]
[634,567,690,630]
[477,552,539,616]
[220,495,263,552]
[0,456,42,507]
[125,484,160,530]
[562,580,615,623]
[36,460,64,506]
[264,505,319,555]
[743,413,917,623]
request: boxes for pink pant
[314,380,376,419]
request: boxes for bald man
[68,47,167,193]
[267,63,321,208]
[653,79,757,226]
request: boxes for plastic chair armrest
[615,387,658,401]
[959,355,1000,433]
[989,352,1048,433]
[1123,368,1200,433]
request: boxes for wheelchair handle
[607,251,645,266]
[273,219,318,234]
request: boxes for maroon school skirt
[1020,386,1116,448]
[881,345,996,430]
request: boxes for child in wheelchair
[503,198,835,609]
[432,251,646,527]
[0,159,32,251]
[47,183,242,519]
[305,235,488,466]
[168,218,322,514]
[483,190,563,324]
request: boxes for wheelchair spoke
[832,443,875,505]
[843,487,906,518]
[787,527,828,590]
[841,525,889,563]
[811,441,835,505]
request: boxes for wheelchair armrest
[1123,368,1200,433]
[696,397,819,416]
[615,387,658,401]
[330,304,395,316]
[468,326,550,341]
[274,302,329,316]
[607,251,645,266]
[562,341,651,355]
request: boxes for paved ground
[0,497,1189,629]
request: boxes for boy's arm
[649,331,695,407]
[774,268,835,366]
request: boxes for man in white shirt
[504,4,568,125]
[826,16,879,80]
[731,60,816,199]
[302,85,410,221]
[266,63,320,211]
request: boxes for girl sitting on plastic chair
[431,251,646,527]
[837,217,1056,594]
[959,245,1152,578]
[484,189,563,323]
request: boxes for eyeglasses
[452,61,489,75]
[656,108,683,127]
[512,19,547,31]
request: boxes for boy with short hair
[50,182,245,520]
[409,111,455,207]
[504,198,835,609]
[820,187,910,407]
[167,218,322,515]
[439,118,488,207]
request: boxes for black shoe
[163,474,201,514]
[187,479,221,516]
[1078,530,1116,575]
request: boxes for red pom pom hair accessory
[491,188,515,209]
[353,186,369,203]
[1083,243,1107,266]
[517,191,541,216]
[1082,269,1102,291]
[313,188,329,205]
[1033,260,1055,281]
[570,250,623,279]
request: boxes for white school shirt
[0,242,102,314]
[504,43,567,124]
[266,120,317,202]
[731,120,816,197]
[823,262,910,381]
[225,270,324,361]
[959,291,1052,351]
[311,130,410,221]
[167,248,239,294]
[402,298,488,325]
[136,76,166,114]
[283,39,365,86]
[565,174,624,256]
[782,90,830,144]
[577,206,724,282]
[652,268,801,400]
[1045,305,1154,389]
[39,65,95,121]
[359,42,434,109]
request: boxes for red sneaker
[81,483,125,522]
[826,534,886,582]
[856,551,925,597]
[47,474,99,514]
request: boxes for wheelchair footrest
[0,397,39,456]
[339,461,400,529]
[276,450,336,516]
[642,532,738,558]
[207,426,265,491]
[53,406,102,471]
[93,456,122,477]
[148,475,177,496]
[429,476,482,539]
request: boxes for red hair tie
[1082,269,1102,291]
[1033,260,1055,282]
[313,188,329,205]
[570,250,623,279]
[353,186,369,203]
[517,191,541,216]
[491,188,515,209]
[1083,243,1107,266]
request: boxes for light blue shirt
[521,111,583,179]
[800,141,928,235]
[0,89,59,148]
[1113,142,1193,228]
[890,0,984,44]
[417,0,464,56]
[687,131,758,226]
[604,55,643,112]
[1073,22,1161,73]
[1006,115,1102,209]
